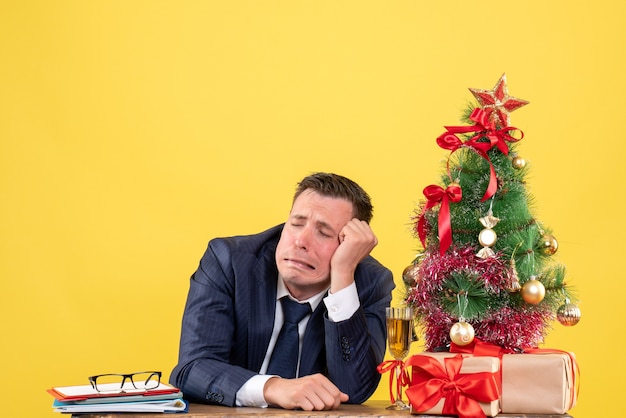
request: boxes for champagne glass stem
[395,364,403,403]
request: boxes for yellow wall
[1,1,622,417]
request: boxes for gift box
[500,351,578,414]
[406,352,501,417]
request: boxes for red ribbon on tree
[405,354,500,418]
[417,183,462,255]
[436,108,524,202]
[376,359,410,405]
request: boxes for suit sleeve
[323,257,395,404]
[169,239,257,406]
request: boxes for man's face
[275,189,354,300]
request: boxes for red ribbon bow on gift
[405,354,500,418]
[436,108,524,202]
[416,183,462,255]
[376,359,410,405]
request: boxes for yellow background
[1,1,622,417]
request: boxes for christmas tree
[404,74,581,352]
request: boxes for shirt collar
[276,277,327,311]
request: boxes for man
[170,172,395,411]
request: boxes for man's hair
[293,172,374,223]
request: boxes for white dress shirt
[235,280,360,407]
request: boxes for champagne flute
[385,307,414,410]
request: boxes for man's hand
[263,374,349,410]
[329,219,378,293]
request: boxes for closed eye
[318,230,333,238]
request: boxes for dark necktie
[266,296,311,378]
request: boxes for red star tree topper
[469,73,529,128]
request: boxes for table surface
[71,400,573,418]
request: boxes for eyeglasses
[88,371,162,393]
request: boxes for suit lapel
[247,246,279,372]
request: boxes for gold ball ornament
[521,277,546,304]
[539,234,558,255]
[557,302,581,326]
[449,321,475,346]
[512,155,526,169]
[402,263,420,286]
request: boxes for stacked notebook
[47,381,187,414]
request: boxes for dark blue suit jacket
[170,224,395,406]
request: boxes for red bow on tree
[416,183,462,255]
[436,108,523,202]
